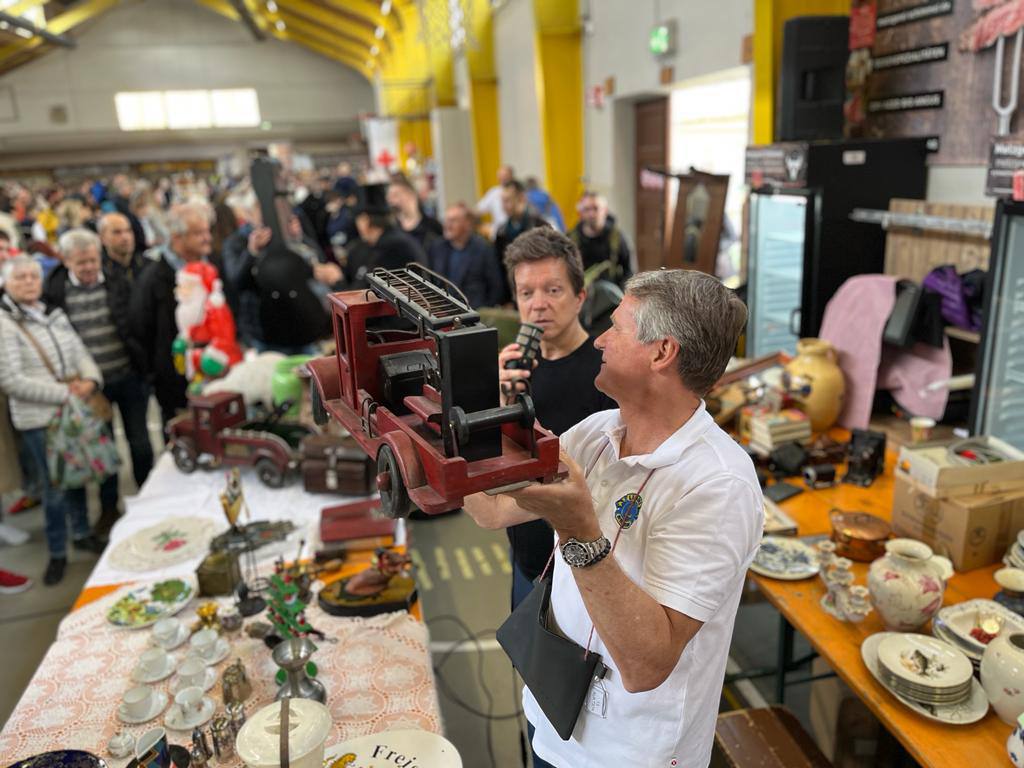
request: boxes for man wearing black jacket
[130,203,211,425]
[494,179,547,304]
[45,228,154,535]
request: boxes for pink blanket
[819,275,951,429]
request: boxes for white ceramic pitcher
[867,538,953,631]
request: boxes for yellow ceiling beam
[276,8,378,64]
[275,0,377,54]
[306,0,397,50]
[197,0,373,79]
[0,0,120,62]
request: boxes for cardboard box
[896,437,1024,497]
[891,471,1024,571]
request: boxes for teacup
[138,648,171,678]
[190,628,219,661]
[122,685,155,719]
[135,727,170,768]
[175,685,205,722]
[152,617,183,647]
[177,657,207,689]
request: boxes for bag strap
[13,319,62,381]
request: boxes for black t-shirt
[507,337,617,579]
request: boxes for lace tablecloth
[0,587,441,765]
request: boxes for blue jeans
[512,558,537,611]
[104,373,154,488]
[20,428,90,558]
[16,433,44,498]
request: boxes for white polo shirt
[523,404,763,768]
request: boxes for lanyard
[540,436,659,657]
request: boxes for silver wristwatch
[560,535,611,568]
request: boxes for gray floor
[1,417,823,766]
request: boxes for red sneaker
[7,496,40,516]
[0,568,32,594]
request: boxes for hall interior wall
[0,0,374,171]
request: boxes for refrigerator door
[746,191,812,357]
[972,200,1024,450]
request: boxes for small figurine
[318,547,417,617]
[220,468,249,529]
[192,601,221,633]
[223,658,253,706]
[172,262,242,393]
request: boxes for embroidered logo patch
[614,493,643,529]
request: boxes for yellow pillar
[753,0,851,144]
[465,0,500,199]
[533,0,583,229]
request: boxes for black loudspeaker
[776,15,849,141]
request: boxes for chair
[713,706,832,768]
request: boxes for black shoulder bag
[496,440,657,740]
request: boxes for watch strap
[561,535,611,568]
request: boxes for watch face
[563,542,589,567]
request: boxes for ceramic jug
[867,538,953,631]
[783,338,846,432]
[1008,712,1024,767]
[982,633,1024,725]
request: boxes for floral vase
[867,538,953,631]
[1009,712,1024,766]
[783,338,846,432]
[983,633,1024,726]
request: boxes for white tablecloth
[87,452,403,588]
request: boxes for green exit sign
[649,21,676,56]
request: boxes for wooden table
[750,446,1009,767]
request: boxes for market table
[0,454,439,766]
[751,442,1008,767]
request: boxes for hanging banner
[846,0,1024,165]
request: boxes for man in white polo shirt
[464,269,763,767]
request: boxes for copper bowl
[829,510,891,562]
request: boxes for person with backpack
[568,191,635,288]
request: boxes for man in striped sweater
[44,229,153,539]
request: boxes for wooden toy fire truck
[306,265,564,518]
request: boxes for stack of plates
[1003,533,1024,569]
[933,599,1024,668]
[875,634,974,706]
[861,632,989,725]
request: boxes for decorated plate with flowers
[106,578,195,629]
[750,536,820,580]
[106,517,219,573]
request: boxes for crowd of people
[0,160,635,593]
[0,156,759,768]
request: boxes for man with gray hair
[44,228,153,537]
[129,203,213,424]
[464,269,761,767]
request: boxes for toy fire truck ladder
[367,265,480,333]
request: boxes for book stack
[749,409,811,456]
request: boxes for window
[114,89,261,131]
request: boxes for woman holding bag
[0,255,106,586]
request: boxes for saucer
[132,652,178,684]
[164,695,216,731]
[188,637,230,666]
[152,623,190,651]
[171,666,218,695]
[117,689,169,724]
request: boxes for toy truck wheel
[256,457,285,488]
[376,444,413,519]
[171,439,197,473]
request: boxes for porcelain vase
[867,538,953,631]
[983,633,1024,726]
[1009,713,1024,767]
[783,338,846,432]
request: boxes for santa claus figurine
[172,262,242,391]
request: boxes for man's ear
[650,337,680,373]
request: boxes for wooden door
[634,97,669,272]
